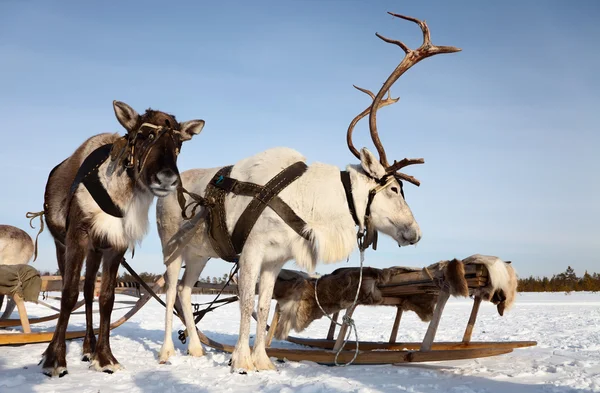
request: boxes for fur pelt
[272,256,517,339]
[463,254,518,316]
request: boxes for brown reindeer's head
[112,101,204,197]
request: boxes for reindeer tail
[25,210,45,262]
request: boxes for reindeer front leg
[231,251,262,373]
[89,249,125,373]
[252,262,284,371]
[178,255,209,358]
[82,249,102,361]
[41,226,88,377]
[159,255,183,363]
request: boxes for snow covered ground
[0,291,598,393]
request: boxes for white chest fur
[87,192,154,250]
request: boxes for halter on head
[111,122,181,180]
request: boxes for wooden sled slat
[0,299,86,328]
[0,277,164,346]
[284,336,537,351]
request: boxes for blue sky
[1,1,598,279]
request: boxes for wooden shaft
[12,294,31,334]
[420,289,450,351]
[266,304,280,348]
[326,311,339,340]
[462,296,482,343]
[333,306,356,351]
[389,306,403,344]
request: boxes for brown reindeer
[39,101,204,377]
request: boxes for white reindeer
[156,13,460,372]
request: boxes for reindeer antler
[347,12,461,187]
[347,86,398,160]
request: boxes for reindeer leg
[41,227,88,377]
[252,261,284,371]
[178,255,209,358]
[82,249,102,361]
[159,255,183,364]
[54,240,66,277]
[231,251,262,373]
[90,248,125,373]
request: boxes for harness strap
[66,144,123,231]
[213,161,309,254]
[206,166,238,262]
[340,171,360,227]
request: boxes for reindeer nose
[403,225,422,245]
[156,170,179,188]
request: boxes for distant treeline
[40,266,599,293]
[517,266,600,293]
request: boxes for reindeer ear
[360,148,386,180]
[113,101,139,132]
[179,119,205,141]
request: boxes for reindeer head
[347,12,461,247]
[112,101,204,197]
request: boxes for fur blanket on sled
[272,254,517,340]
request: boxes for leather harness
[198,161,310,263]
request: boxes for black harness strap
[340,171,360,227]
[65,144,123,231]
[69,143,123,218]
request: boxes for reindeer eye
[391,187,399,194]
[148,133,155,140]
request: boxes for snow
[1,292,599,392]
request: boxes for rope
[314,249,365,366]
[25,211,45,262]
[120,258,171,312]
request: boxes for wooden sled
[182,262,536,365]
[0,276,157,346]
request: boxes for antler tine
[368,11,461,170]
[347,86,399,160]
[395,172,421,187]
[375,32,410,54]
[387,158,425,173]
[353,85,375,100]
[386,12,461,55]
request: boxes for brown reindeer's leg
[82,249,102,361]
[41,227,88,377]
[54,240,66,277]
[90,249,125,373]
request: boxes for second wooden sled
[0,276,159,346]
[180,260,537,365]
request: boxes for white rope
[314,249,365,366]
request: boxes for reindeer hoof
[159,343,176,363]
[81,353,92,362]
[187,343,205,358]
[230,348,256,373]
[42,367,68,378]
[252,351,277,372]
